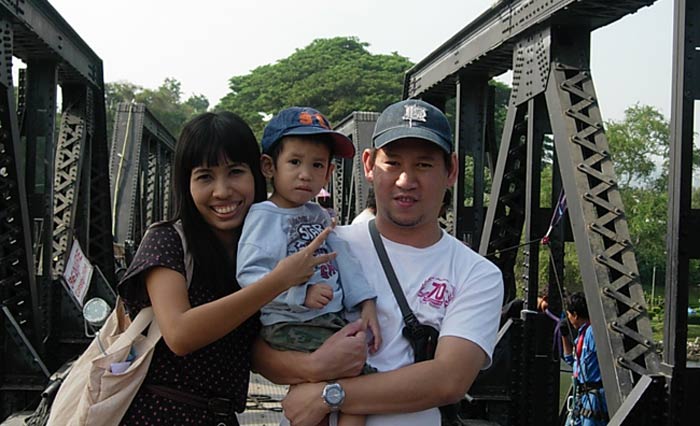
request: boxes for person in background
[351,187,377,224]
[561,292,609,426]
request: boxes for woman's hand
[272,226,336,290]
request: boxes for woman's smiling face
[189,156,255,244]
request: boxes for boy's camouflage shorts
[261,312,377,375]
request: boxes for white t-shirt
[351,208,376,225]
[335,222,503,426]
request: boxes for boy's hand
[304,284,333,309]
[360,299,382,353]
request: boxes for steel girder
[663,1,700,425]
[479,97,528,304]
[52,86,89,277]
[0,16,48,405]
[477,34,561,423]
[543,30,660,414]
[404,0,657,99]
[0,2,114,418]
[0,0,104,89]
[85,84,115,281]
[23,60,57,288]
[109,103,175,246]
[332,112,378,224]
[454,74,492,246]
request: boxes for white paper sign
[63,240,94,306]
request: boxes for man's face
[363,138,457,242]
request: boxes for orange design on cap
[298,111,331,129]
[299,111,313,125]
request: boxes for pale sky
[46,0,676,122]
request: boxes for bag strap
[368,219,420,328]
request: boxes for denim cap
[261,107,355,158]
[372,99,453,153]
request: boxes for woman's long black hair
[171,111,266,295]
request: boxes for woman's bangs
[185,124,258,169]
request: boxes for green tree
[605,104,700,287]
[606,105,669,287]
[606,104,669,188]
[216,37,413,137]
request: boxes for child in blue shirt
[237,107,380,426]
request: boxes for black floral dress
[117,225,260,425]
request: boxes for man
[254,99,504,426]
[561,292,608,426]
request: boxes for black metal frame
[0,0,115,418]
[397,0,696,424]
[662,1,700,424]
[330,112,379,225]
[109,102,175,248]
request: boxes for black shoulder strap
[368,219,419,327]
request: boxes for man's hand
[282,382,328,426]
[304,284,333,309]
[308,320,367,381]
[360,300,382,353]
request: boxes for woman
[117,111,335,425]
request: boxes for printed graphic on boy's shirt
[417,277,455,308]
[286,215,337,280]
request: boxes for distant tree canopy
[105,77,209,141]
[606,104,700,287]
[216,36,413,137]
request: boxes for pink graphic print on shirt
[417,277,455,308]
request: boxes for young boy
[237,107,380,426]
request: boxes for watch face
[323,383,345,408]
[326,386,342,404]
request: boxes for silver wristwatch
[322,381,345,412]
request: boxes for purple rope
[545,308,564,355]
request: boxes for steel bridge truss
[0,0,115,418]
[331,112,379,225]
[109,102,175,251]
[400,0,696,424]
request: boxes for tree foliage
[216,37,413,137]
[105,78,209,141]
[606,104,670,188]
[606,104,700,287]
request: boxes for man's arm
[252,320,368,384]
[281,336,485,426]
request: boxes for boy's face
[262,136,334,208]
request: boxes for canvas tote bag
[47,221,192,426]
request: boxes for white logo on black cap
[402,104,427,127]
